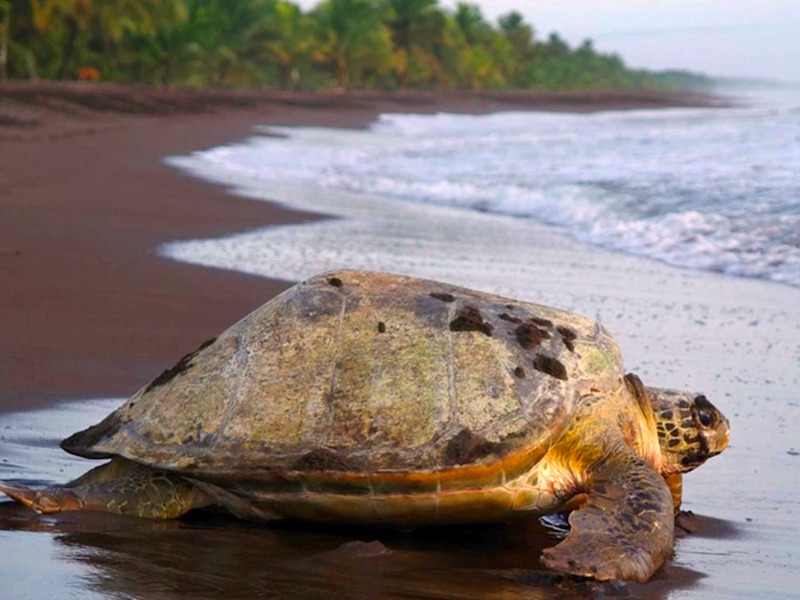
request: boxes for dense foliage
[0,0,711,91]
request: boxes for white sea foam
[163,88,800,290]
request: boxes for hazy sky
[297,0,800,81]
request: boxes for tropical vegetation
[0,0,711,91]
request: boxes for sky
[298,0,800,82]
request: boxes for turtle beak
[716,417,731,453]
[694,394,730,458]
[705,412,730,459]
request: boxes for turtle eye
[696,409,713,428]
[693,394,715,428]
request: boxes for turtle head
[647,386,730,475]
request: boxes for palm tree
[27,0,168,79]
[451,2,504,89]
[386,0,436,50]
[497,10,534,55]
[452,2,490,45]
[497,10,535,87]
[385,0,445,88]
[257,0,312,89]
[311,0,392,88]
[98,0,189,83]
[29,0,93,77]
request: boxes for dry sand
[1,83,797,599]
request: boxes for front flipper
[0,457,210,519]
[541,452,674,582]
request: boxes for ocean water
[164,88,800,290]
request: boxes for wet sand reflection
[0,502,709,599]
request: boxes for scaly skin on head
[622,373,730,509]
[648,388,730,472]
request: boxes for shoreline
[0,83,725,412]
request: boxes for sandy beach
[1,83,798,599]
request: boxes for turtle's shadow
[676,511,740,539]
[1,502,708,599]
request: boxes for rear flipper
[0,457,210,519]
[541,452,674,582]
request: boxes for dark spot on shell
[449,305,493,337]
[662,410,674,420]
[513,366,526,379]
[668,438,681,447]
[556,326,577,352]
[678,399,691,409]
[377,321,386,333]
[505,304,517,310]
[556,326,577,340]
[430,292,455,303]
[498,312,522,324]
[291,448,357,472]
[145,337,217,393]
[444,428,501,466]
[665,422,677,432]
[327,276,343,287]
[533,355,568,381]
[531,317,553,328]
[515,323,550,349]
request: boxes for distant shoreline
[0,82,727,412]
[0,82,728,131]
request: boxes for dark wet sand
[3,83,797,599]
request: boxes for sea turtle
[0,270,729,582]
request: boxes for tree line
[0,0,711,91]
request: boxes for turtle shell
[63,271,625,482]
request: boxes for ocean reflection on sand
[2,497,708,600]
